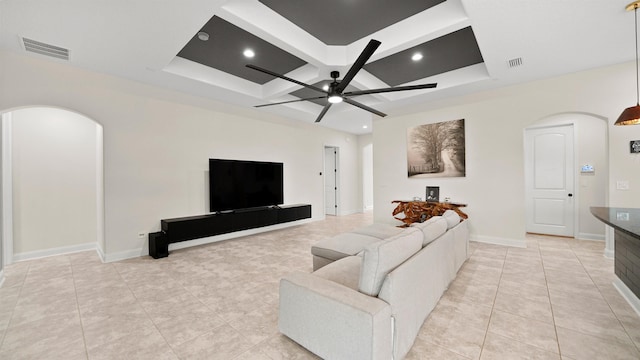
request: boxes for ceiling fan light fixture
[617,0,640,126]
[328,95,343,104]
[246,39,436,123]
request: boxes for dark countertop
[590,207,640,239]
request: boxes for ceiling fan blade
[335,39,381,93]
[314,103,333,123]
[343,83,437,97]
[343,98,386,117]
[246,64,327,94]
[254,96,326,108]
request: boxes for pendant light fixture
[616,1,640,125]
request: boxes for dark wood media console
[149,204,311,259]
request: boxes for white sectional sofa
[278,210,469,360]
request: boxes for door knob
[568,193,573,197]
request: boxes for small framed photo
[426,186,440,202]
[631,140,640,154]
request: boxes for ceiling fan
[246,39,437,123]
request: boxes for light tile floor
[0,212,639,359]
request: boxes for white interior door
[324,147,337,216]
[525,125,575,236]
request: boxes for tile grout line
[112,260,184,359]
[539,239,568,358]
[165,261,245,358]
[477,243,508,359]
[0,262,30,353]
[69,256,92,360]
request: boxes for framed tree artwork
[407,119,466,178]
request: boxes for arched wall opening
[524,112,610,254]
[1,106,104,266]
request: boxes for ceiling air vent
[508,57,523,68]
[22,37,69,60]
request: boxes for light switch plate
[616,180,629,190]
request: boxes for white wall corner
[0,270,5,288]
[604,248,614,259]
[470,234,527,248]
[96,244,106,263]
[2,112,13,266]
[605,225,615,259]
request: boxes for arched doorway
[1,106,104,265]
[524,113,610,254]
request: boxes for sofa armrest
[279,272,392,360]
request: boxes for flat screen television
[209,159,284,212]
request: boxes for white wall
[358,134,374,211]
[575,116,608,239]
[374,61,640,245]
[610,122,640,207]
[0,50,363,261]
[11,107,99,256]
[0,114,3,284]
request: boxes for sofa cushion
[410,216,447,246]
[351,223,404,239]
[311,233,380,262]
[313,256,361,291]
[442,210,461,229]
[358,228,422,296]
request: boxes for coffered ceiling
[0,0,635,134]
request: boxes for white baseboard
[470,235,527,248]
[577,232,605,241]
[101,248,146,263]
[96,245,106,263]
[604,248,614,259]
[363,205,374,211]
[13,243,96,262]
[613,277,640,317]
[339,209,360,216]
[0,270,5,288]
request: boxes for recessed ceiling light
[411,53,423,61]
[322,84,329,91]
[243,49,255,58]
[197,32,209,41]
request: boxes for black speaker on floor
[149,232,168,259]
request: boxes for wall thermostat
[580,164,594,173]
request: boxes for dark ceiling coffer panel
[258,0,446,45]
[177,16,307,85]
[364,27,484,87]
[22,37,69,60]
